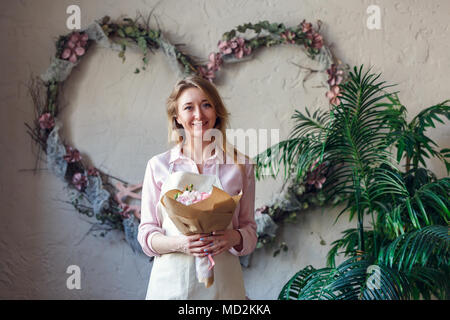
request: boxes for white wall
[0,0,448,299]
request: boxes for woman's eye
[184,103,210,110]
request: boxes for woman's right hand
[175,233,213,257]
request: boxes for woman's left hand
[205,230,242,256]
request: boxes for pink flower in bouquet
[175,184,211,205]
[64,146,82,163]
[38,112,55,130]
[326,85,342,106]
[72,172,87,191]
[61,32,89,63]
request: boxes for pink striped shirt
[137,143,257,257]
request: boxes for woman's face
[175,87,218,140]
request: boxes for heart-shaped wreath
[25,13,348,256]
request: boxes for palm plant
[254,65,450,299]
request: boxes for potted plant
[255,65,449,299]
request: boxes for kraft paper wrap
[160,186,242,288]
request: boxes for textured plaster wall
[0,0,449,299]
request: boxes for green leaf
[137,36,147,51]
[124,26,134,36]
[118,50,126,63]
[117,29,125,38]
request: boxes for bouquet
[160,183,242,288]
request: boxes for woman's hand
[207,230,242,256]
[175,233,214,257]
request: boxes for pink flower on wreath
[326,64,344,86]
[197,65,216,82]
[306,32,323,50]
[218,37,252,59]
[300,20,323,50]
[38,112,55,130]
[281,30,296,44]
[207,52,223,72]
[326,85,342,106]
[61,32,89,63]
[255,205,268,215]
[300,20,313,33]
[87,166,99,176]
[198,52,224,82]
[72,172,88,191]
[306,160,327,189]
[64,146,82,163]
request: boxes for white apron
[145,161,246,300]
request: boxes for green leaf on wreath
[118,51,126,63]
[124,26,135,36]
[117,28,125,38]
[268,23,280,33]
[137,36,147,51]
[260,21,270,29]
[225,30,236,40]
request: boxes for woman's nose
[193,106,204,118]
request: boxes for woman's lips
[192,121,208,128]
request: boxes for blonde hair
[166,75,253,174]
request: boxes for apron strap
[169,161,174,174]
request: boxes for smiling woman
[138,75,257,299]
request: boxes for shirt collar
[169,143,222,164]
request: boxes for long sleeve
[137,158,165,257]
[229,163,257,257]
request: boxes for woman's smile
[192,120,208,129]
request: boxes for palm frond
[378,225,450,272]
[371,170,449,235]
[278,265,317,300]
[407,265,450,299]
[280,255,411,300]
